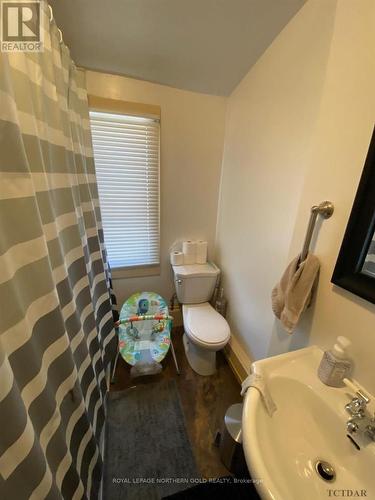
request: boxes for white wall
[268,0,375,392]
[86,71,226,306]
[216,0,375,392]
[215,0,337,361]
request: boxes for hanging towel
[241,373,277,416]
[271,253,320,333]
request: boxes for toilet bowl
[182,302,230,376]
[173,261,231,375]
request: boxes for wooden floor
[110,327,242,478]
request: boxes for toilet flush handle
[175,279,182,285]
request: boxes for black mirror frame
[332,127,375,304]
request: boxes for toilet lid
[184,303,230,345]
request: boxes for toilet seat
[183,303,230,350]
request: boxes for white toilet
[172,262,230,376]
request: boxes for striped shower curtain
[0,3,116,498]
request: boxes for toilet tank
[173,262,220,304]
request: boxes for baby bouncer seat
[112,292,180,379]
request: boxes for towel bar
[300,201,334,262]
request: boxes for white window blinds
[90,110,160,268]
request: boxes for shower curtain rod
[48,4,75,64]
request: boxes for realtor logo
[1,1,43,51]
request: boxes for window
[90,109,160,270]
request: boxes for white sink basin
[242,346,375,500]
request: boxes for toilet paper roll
[170,251,184,266]
[196,240,208,264]
[182,240,197,264]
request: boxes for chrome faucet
[344,378,375,441]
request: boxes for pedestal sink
[242,346,375,500]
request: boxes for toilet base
[183,333,217,376]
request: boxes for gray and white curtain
[0,2,116,498]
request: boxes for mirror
[361,225,375,278]
[332,126,375,304]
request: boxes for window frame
[88,95,161,279]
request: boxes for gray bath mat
[103,379,199,500]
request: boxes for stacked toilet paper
[170,240,208,265]
[196,240,208,264]
[182,240,196,264]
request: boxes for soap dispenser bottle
[318,336,352,387]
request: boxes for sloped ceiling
[49,0,306,96]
